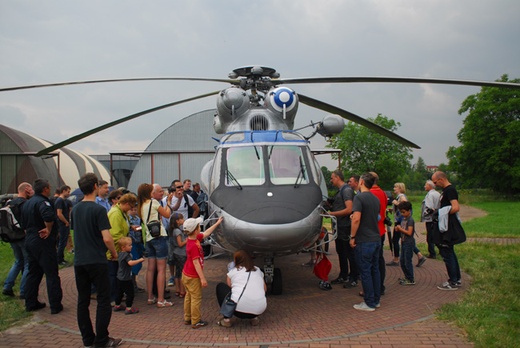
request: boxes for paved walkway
[0,237,474,348]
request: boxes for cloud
[1,0,519,168]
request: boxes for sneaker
[319,281,332,290]
[427,254,436,259]
[455,280,462,287]
[26,301,46,312]
[192,320,209,329]
[375,302,381,308]
[343,280,358,288]
[353,302,376,312]
[2,288,15,297]
[330,277,346,284]
[167,277,174,286]
[250,317,260,326]
[437,281,458,291]
[113,305,125,312]
[416,257,427,267]
[59,260,68,266]
[399,279,416,285]
[125,307,139,315]
[386,261,399,266]
[96,337,123,347]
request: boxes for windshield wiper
[226,169,243,190]
[294,156,306,188]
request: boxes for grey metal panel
[179,153,214,184]
[128,110,219,192]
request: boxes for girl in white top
[217,250,267,327]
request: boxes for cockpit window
[269,146,309,185]
[225,146,265,186]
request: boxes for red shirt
[182,233,204,278]
[370,185,388,236]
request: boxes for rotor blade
[298,93,421,149]
[35,90,220,157]
[278,77,520,89]
[0,77,237,92]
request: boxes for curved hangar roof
[0,124,112,194]
[128,110,217,192]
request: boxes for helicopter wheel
[270,268,283,295]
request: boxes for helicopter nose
[211,185,322,225]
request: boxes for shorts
[145,236,168,260]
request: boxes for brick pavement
[0,235,474,348]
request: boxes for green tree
[327,114,413,189]
[447,75,520,194]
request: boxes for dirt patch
[458,204,488,222]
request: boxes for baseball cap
[183,217,204,233]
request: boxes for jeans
[391,229,401,258]
[75,263,112,347]
[355,241,381,308]
[425,222,437,257]
[438,244,461,284]
[400,240,414,281]
[56,224,70,263]
[378,235,386,293]
[3,239,29,297]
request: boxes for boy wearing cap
[182,216,223,329]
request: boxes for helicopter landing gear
[264,257,283,295]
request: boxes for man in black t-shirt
[55,185,72,265]
[72,173,121,348]
[328,170,357,286]
[432,171,463,291]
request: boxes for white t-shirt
[227,266,267,315]
[163,194,195,221]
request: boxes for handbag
[220,272,251,318]
[146,199,162,238]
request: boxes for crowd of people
[322,170,465,311]
[2,169,464,344]
[1,174,265,347]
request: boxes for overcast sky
[1,0,519,169]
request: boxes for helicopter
[2,65,520,294]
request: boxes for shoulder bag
[220,271,251,318]
[146,199,162,238]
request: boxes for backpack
[184,193,194,218]
[0,200,26,242]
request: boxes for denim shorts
[145,236,168,260]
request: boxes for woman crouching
[216,250,267,327]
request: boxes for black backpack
[184,193,194,218]
[0,200,26,242]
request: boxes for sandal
[178,293,186,298]
[147,298,157,305]
[156,300,173,308]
